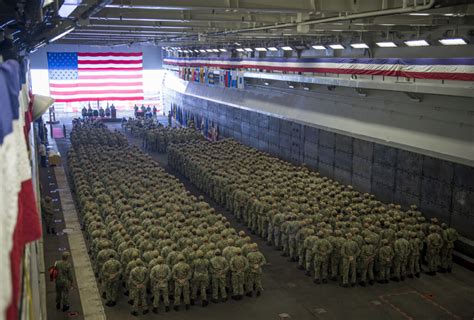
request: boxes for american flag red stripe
[77,52,143,57]
[48,52,144,103]
[50,82,143,88]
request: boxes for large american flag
[47,52,144,103]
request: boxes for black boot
[415,272,420,278]
[131,311,138,317]
[142,309,149,315]
[47,228,51,234]
[359,281,366,287]
[246,292,252,297]
[62,305,70,312]
[56,303,60,310]
[174,305,180,311]
[211,298,219,303]
[51,228,56,234]
[447,267,452,273]
[313,279,320,284]
[256,291,261,297]
[165,306,170,312]
[202,300,208,307]
[124,290,129,296]
[185,304,190,310]
[128,299,133,305]
[152,307,158,314]
[438,268,446,273]
[190,299,195,306]
[102,292,106,299]
[222,297,228,302]
[105,301,113,307]
[297,265,305,270]
[369,280,374,286]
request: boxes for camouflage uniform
[440,225,458,272]
[149,256,171,313]
[55,252,73,311]
[129,262,149,315]
[230,248,249,299]
[101,255,122,306]
[191,250,210,306]
[340,233,360,287]
[378,239,394,283]
[426,226,443,275]
[313,232,333,284]
[172,254,192,310]
[246,244,266,296]
[209,249,229,302]
[393,231,410,281]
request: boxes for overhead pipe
[80,0,113,20]
[208,0,436,36]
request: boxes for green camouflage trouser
[152,285,169,307]
[231,272,245,296]
[314,257,329,280]
[211,275,227,300]
[131,286,148,312]
[174,282,190,306]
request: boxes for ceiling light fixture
[267,47,278,51]
[219,48,227,52]
[212,49,220,52]
[236,48,245,52]
[49,26,76,43]
[255,47,267,52]
[438,38,467,45]
[199,49,206,53]
[329,44,344,49]
[281,46,293,51]
[376,41,397,47]
[404,40,429,47]
[408,13,430,16]
[206,49,214,52]
[350,43,369,49]
[244,48,253,52]
[312,45,326,50]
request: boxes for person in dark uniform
[105,106,111,117]
[99,107,105,117]
[111,104,117,119]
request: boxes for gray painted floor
[44,121,474,320]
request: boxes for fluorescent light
[312,45,326,50]
[404,40,429,47]
[267,47,278,51]
[350,43,369,49]
[212,49,219,52]
[206,49,214,52]
[329,44,344,49]
[281,46,293,51]
[199,49,206,53]
[236,48,245,52]
[244,48,253,52]
[255,47,267,52]
[438,38,467,45]
[288,84,295,89]
[194,50,200,53]
[49,27,75,43]
[58,0,79,17]
[376,41,397,48]
[409,13,430,16]
[219,48,227,52]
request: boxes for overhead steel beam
[94,8,294,24]
[106,0,316,13]
[88,19,266,29]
